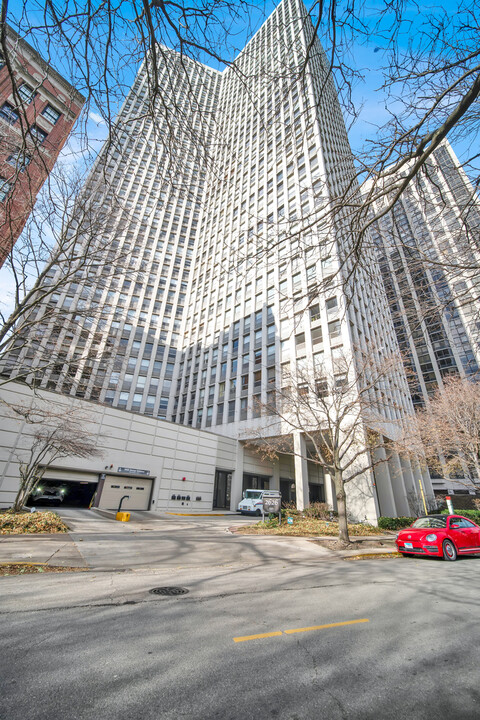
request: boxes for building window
[30,125,48,143]
[0,177,11,202]
[315,378,328,398]
[328,320,341,339]
[326,297,338,313]
[42,104,61,124]
[18,84,36,104]
[240,397,248,420]
[334,374,348,389]
[6,149,30,171]
[0,102,19,124]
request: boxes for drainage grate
[149,586,189,596]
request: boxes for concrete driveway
[1,507,334,571]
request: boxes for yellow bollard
[116,511,130,522]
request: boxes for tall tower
[369,141,480,403]
[2,0,427,518]
[368,141,480,494]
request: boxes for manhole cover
[149,586,189,596]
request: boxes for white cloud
[89,111,105,125]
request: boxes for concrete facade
[0,382,331,514]
[368,141,480,496]
[0,0,428,520]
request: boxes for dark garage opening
[27,478,98,508]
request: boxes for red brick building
[0,26,85,266]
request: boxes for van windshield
[245,491,262,499]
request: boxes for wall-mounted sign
[117,467,150,475]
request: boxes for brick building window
[42,104,61,124]
[18,84,36,104]
[0,102,19,124]
[30,125,48,143]
[6,149,30,170]
[0,177,11,202]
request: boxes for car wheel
[443,539,457,562]
[256,509,262,516]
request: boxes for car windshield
[245,491,262,499]
[411,517,447,529]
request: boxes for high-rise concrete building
[368,141,480,494]
[0,26,85,266]
[1,0,430,518]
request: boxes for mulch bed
[0,511,69,535]
[0,564,87,577]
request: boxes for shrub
[378,516,415,531]
[440,508,480,523]
[302,502,331,520]
[281,502,301,519]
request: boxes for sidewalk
[0,529,398,570]
[0,533,87,568]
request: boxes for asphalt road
[2,553,480,720]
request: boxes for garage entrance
[27,478,98,508]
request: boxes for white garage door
[98,476,153,511]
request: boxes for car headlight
[425,533,437,542]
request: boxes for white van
[237,489,278,515]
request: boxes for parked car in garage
[31,487,65,506]
[396,514,480,561]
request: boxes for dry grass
[0,563,86,576]
[344,553,403,560]
[0,511,69,535]
[236,516,384,537]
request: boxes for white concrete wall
[0,383,284,512]
[0,383,244,512]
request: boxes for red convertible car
[396,514,480,561]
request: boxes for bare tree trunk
[11,467,37,512]
[334,470,351,545]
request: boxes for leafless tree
[245,348,411,544]
[398,375,480,490]
[0,161,139,387]
[1,0,479,418]
[7,402,102,512]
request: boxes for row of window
[0,93,60,135]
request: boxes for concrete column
[231,441,244,511]
[372,445,397,517]
[388,450,411,517]
[324,472,336,511]
[271,458,280,491]
[421,465,436,506]
[411,458,435,513]
[293,431,309,511]
[399,456,417,498]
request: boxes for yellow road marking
[234,631,284,643]
[284,619,369,634]
[233,618,369,643]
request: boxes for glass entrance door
[213,470,232,509]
